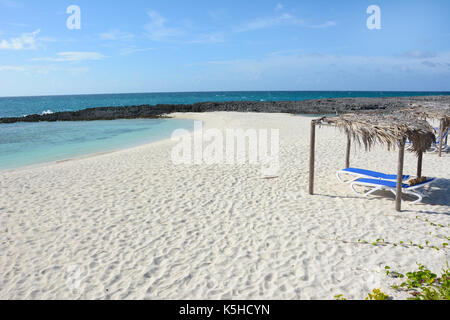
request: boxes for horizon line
[2,90,450,99]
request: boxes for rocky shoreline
[1,95,450,124]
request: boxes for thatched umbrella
[401,103,450,157]
[309,110,436,212]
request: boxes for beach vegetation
[388,263,450,300]
[356,238,447,251]
[365,289,390,300]
[336,263,450,300]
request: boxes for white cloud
[186,32,225,44]
[208,9,228,21]
[144,10,184,41]
[393,65,412,73]
[31,52,106,62]
[37,36,59,43]
[1,22,28,27]
[143,10,225,44]
[235,13,336,33]
[120,47,154,56]
[307,21,336,29]
[142,9,226,44]
[99,29,135,41]
[0,29,40,50]
[0,65,26,72]
[188,51,450,79]
[0,64,89,75]
[275,3,284,11]
[402,50,436,59]
[236,14,302,32]
[0,0,22,8]
[422,61,436,68]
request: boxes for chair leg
[336,172,360,184]
[350,184,382,197]
[336,171,345,183]
[347,176,360,184]
[421,189,430,197]
[350,183,361,195]
[351,182,433,204]
[404,190,423,204]
[364,186,383,197]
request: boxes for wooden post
[396,138,406,212]
[345,133,351,168]
[417,152,423,178]
[309,121,316,195]
[438,120,444,157]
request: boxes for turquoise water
[1,91,449,118]
[1,91,449,170]
[0,119,194,170]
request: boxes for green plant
[389,263,450,300]
[415,216,449,228]
[365,289,390,300]
[384,266,403,278]
[329,216,449,300]
[334,294,347,300]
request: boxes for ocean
[1,91,450,118]
[1,91,449,170]
[0,119,194,170]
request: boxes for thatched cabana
[401,103,450,156]
[309,111,436,212]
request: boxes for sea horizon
[2,90,450,119]
[2,89,450,99]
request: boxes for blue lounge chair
[406,127,448,153]
[429,128,448,153]
[350,177,436,204]
[336,167,410,183]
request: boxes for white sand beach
[0,112,449,300]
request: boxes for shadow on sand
[316,178,449,216]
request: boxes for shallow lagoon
[0,119,194,170]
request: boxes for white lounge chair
[429,128,448,153]
[408,127,449,153]
[350,177,436,204]
[336,167,410,183]
[406,128,450,153]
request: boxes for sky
[0,0,450,96]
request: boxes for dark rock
[1,95,450,124]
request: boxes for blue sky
[0,0,449,96]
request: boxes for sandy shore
[0,112,449,300]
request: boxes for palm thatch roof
[313,110,436,154]
[401,103,450,132]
